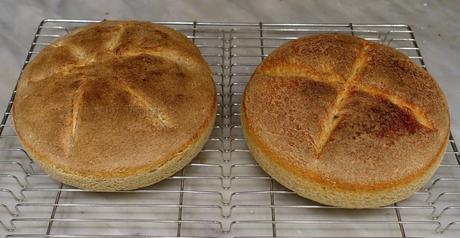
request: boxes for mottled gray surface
[1,0,459,137]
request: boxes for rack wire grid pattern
[0,19,459,238]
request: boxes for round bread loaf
[13,21,216,191]
[241,34,450,208]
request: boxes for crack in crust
[356,84,434,129]
[258,41,435,158]
[108,25,126,51]
[27,22,200,81]
[248,37,434,159]
[29,22,198,157]
[257,68,343,85]
[314,44,371,156]
[114,79,172,128]
[67,80,86,157]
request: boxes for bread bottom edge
[34,115,216,191]
[242,122,447,208]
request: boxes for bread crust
[241,34,450,208]
[13,21,216,191]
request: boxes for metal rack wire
[0,19,459,238]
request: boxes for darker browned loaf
[241,34,450,208]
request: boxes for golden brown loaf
[241,34,450,208]
[13,21,216,191]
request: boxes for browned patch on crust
[344,91,427,139]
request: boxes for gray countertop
[1,0,459,137]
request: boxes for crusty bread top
[13,21,216,178]
[242,34,450,191]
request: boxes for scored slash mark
[115,79,173,128]
[315,44,370,157]
[314,43,433,158]
[66,77,173,157]
[67,80,86,157]
[262,43,434,159]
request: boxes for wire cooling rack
[0,19,459,238]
